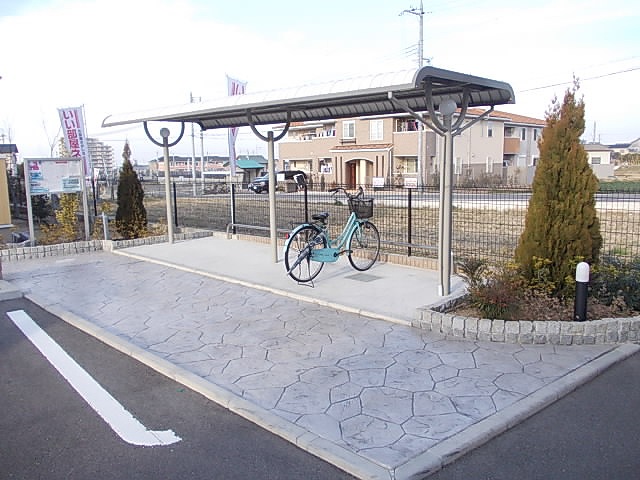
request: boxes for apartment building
[276,110,546,187]
[87,138,114,178]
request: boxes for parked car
[248,170,307,193]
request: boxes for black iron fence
[10,177,640,264]
[132,180,640,263]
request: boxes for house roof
[583,143,612,152]
[102,66,515,131]
[0,144,18,154]
[465,108,545,126]
[236,158,264,169]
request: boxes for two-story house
[276,110,545,187]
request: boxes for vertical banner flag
[58,107,91,175]
[227,76,247,176]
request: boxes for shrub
[515,82,602,297]
[115,142,147,239]
[591,256,640,311]
[466,263,523,320]
[41,193,80,244]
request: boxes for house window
[486,156,493,174]
[487,122,493,138]
[454,157,462,175]
[521,128,526,141]
[318,157,333,174]
[505,126,515,137]
[370,119,383,141]
[395,118,418,132]
[397,156,417,174]
[343,121,355,139]
[591,156,601,165]
[533,129,539,141]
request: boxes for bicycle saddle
[312,212,329,222]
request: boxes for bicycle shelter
[102,66,515,296]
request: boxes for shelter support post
[143,122,185,245]
[162,133,174,244]
[267,131,277,262]
[389,88,494,296]
[248,112,291,263]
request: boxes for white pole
[267,131,278,262]
[161,129,174,244]
[24,161,36,247]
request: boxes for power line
[518,66,640,93]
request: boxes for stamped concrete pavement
[3,238,638,479]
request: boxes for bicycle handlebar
[328,186,364,199]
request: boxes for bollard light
[574,262,590,322]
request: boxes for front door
[347,162,356,189]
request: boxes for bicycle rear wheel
[284,225,326,282]
[347,221,380,271]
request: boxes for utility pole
[400,1,428,187]
[189,92,201,196]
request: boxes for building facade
[276,110,546,187]
[583,143,614,179]
[87,138,115,179]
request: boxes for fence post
[173,182,178,228]
[230,183,237,234]
[102,212,109,240]
[304,183,309,224]
[407,187,412,257]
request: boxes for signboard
[404,177,418,188]
[24,157,90,246]
[372,177,385,188]
[27,158,83,195]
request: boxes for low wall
[0,229,214,261]
[413,308,640,345]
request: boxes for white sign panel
[27,158,83,195]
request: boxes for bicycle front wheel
[347,221,380,271]
[284,225,326,282]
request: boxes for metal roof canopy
[102,66,515,296]
[102,66,514,131]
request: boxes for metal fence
[10,178,640,263]
[131,180,640,264]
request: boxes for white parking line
[7,310,181,446]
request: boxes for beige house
[583,143,614,179]
[276,110,545,187]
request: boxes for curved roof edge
[102,66,515,131]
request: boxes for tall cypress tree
[115,141,147,239]
[515,82,602,296]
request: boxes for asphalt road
[0,298,354,480]
[428,349,640,480]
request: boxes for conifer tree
[515,82,602,296]
[115,141,147,239]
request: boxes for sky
[0,0,638,166]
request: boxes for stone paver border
[414,307,640,345]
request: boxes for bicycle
[284,187,381,283]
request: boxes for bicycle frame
[284,211,362,264]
